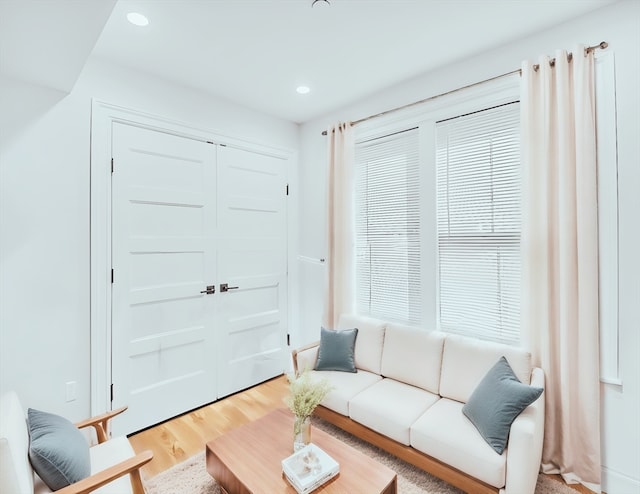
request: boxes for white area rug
[144,418,577,494]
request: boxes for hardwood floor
[128,375,290,478]
[128,375,592,493]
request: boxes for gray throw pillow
[27,408,91,490]
[314,327,358,372]
[462,356,543,455]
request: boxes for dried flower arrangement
[286,369,332,418]
[285,369,333,444]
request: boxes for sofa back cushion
[440,334,533,403]
[0,391,34,494]
[338,314,386,375]
[381,324,445,394]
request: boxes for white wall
[297,1,639,491]
[0,57,298,421]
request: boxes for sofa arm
[291,342,319,376]
[502,367,545,494]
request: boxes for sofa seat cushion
[90,436,138,494]
[311,369,382,416]
[349,378,440,446]
[410,398,506,488]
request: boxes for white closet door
[216,145,288,398]
[111,122,217,435]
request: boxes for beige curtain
[322,122,355,329]
[521,47,601,492]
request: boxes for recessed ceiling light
[127,12,149,27]
[296,86,311,95]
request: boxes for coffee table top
[206,408,397,494]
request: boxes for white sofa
[292,314,545,494]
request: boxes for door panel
[111,123,217,435]
[216,146,288,397]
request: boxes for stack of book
[282,443,340,494]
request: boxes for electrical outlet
[65,381,77,402]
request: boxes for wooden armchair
[0,391,153,494]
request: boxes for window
[354,129,421,324]
[352,65,618,354]
[352,74,521,344]
[436,103,521,345]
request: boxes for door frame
[89,99,297,416]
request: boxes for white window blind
[436,102,521,345]
[355,128,421,324]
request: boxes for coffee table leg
[383,474,398,494]
[206,447,251,494]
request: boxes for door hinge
[287,333,290,346]
[286,184,289,196]
[111,269,114,284]
[110,384,114,402]
[111,158,114,174]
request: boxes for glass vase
[293,415,311,451]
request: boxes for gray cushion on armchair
[27,408,91,490]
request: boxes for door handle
[200,285,216,295]
[220,283,239,293]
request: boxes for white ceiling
[2,0,618,124]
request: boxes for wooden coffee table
[206,408,397,493]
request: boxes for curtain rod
[321,41,608,136]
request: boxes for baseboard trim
[602,466,640,493]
